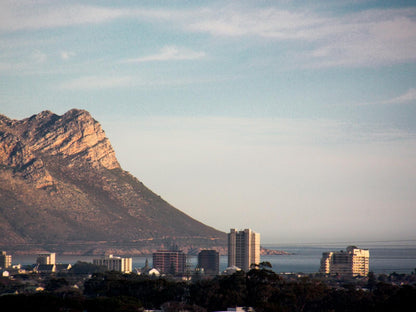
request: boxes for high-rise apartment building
[93,255,132,273]
[37,252,56,265]
[198,250,219,276]
[319,246,370,277]
[0,251,12,269]
[228,228,260,271]
[153,249,186,275]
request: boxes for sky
[1,0,416,244]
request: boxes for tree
[70,261,107,274]
[246,261,281,310]
[367,271,376,291]
[45,277,69,292]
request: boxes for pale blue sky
[1,0,416,243]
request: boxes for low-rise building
[93,255,132,273]
[136,259,160,276]
[1,271,10,277]
[56,264,72,272]
[35,264,56,273]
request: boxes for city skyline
[1,1,416,244]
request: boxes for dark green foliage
[367,271,377,291]
[161,301,207,312]
[70,261,107,274]
[188,270,416,312]
[1,270,416,311]
[45,277,69,292]
[85,296,142,312]
[84,272,185,309]
[245,263,283,311]
[0,293,84,312]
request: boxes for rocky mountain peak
[0,109,226,254]
[32,109,56,119]
[0,114,13,126]
[12,109,120,170]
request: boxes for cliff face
[0,109,226,255]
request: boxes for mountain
[0,109,226,255]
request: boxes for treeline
[1,264,416,311]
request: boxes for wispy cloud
[0,2,126,31]
[186,7,325,40]
[59,73,220,90]
[1,2,415,68]
[381,88,416,105]
[122,46,205,63]
[59,75,134,90]
[182,6,416,67]
[61,51,76,61]
[0,1,184,32]
[32,50,47,63]
[359,87,416,106]
[306,9,416,67]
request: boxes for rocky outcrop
[3,109,120,170]
[0,127,53,189]
[0,109,226,254]
[260,247,292,256]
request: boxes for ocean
[256,244,416,274]
[12,241,416,275]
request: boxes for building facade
[319,246,370,277]
[198,250,219,276]
[93,255,132,273]
[0,251,12,269]
[35,264,56,273]
[228,228,260,271]
[37,253,56,265]
[152,250,186,275]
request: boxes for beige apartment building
[93,254,132,273]
[228,228,260,271]
[0,251,12,269]
[36,252,56,265]
[320,246,370,277]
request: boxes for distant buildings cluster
[0,228,261,278]
[1,232,371,279]
[0,251,72,275]
[35,252,72,273]
[149,228,261,277]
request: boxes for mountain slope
[0,109,226,255]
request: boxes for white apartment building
[319,246,370,277]
[228,228,260,271]
[93,254,132,273]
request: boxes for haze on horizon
[1,0,415,244]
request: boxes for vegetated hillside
[0,109,226,255]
